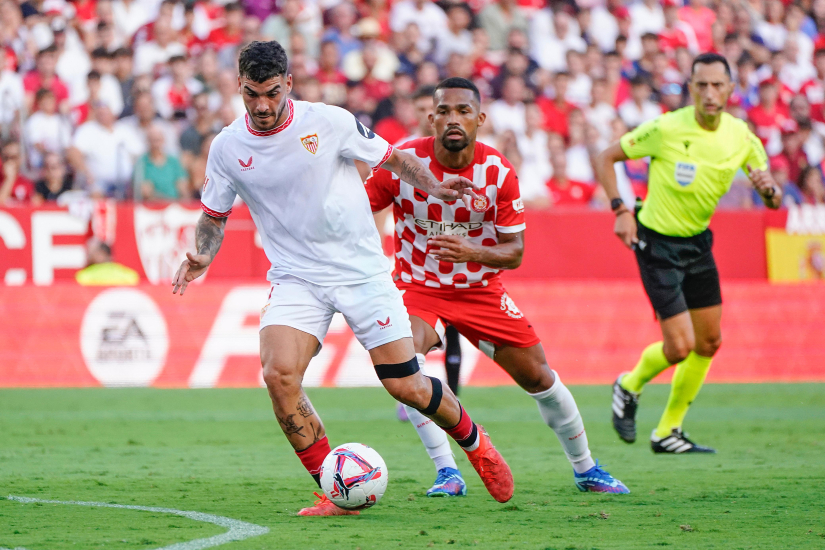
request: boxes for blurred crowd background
[2,0,825,210]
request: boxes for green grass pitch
[1,384,824,550]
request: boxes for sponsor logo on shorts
[500,292,524,319]
[414,219,483,237]
[300,133,319,154]
[377,317,392,329]
[471,195,490,213]
[202,176,209,193]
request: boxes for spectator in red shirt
[748,78,790,155]
[23,46,70,114]
[779,119,810,184]
[659,0,696,55]
[0,141,34,204]
[678,0,716,53]
[604,51,631,108]
[374,95,415,145]
[206,2,245,51]
[546,149,595,207]
[316,40,348,105]
[537,71,575,138]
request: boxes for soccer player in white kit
[172,41,514,515]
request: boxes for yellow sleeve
[743,130,769,172]
[619,116,663,160]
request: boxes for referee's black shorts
[634,222,722,320]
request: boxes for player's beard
[440,129,470,152]
[248,99,287,131]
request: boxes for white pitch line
[6,496,269,550]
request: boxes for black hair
[238,41,289,83]
[736,51,754,67]
[434,77,481,103]
[629,75,651,87]
[224,2,243,12]
[87,70,101,81]
[35,88,54,102]
[691,52,732,78]
[413,84,437,101]
[114,47,133,57]
[91,47,112,59]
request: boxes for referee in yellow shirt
[595,53,782,454]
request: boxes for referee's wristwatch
[611,198,629,215]
[762,186,776,199]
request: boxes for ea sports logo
[80,288,169,387]
[471,195,490,213]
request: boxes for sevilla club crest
[470,194,490,213]
[301,133,319,154]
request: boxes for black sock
[444,325,462,395]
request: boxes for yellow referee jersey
[620,106,768,237]
[75,262,140,286]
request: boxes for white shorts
[260,273,413,352]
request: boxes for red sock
[444,406,479,450]
[296,436,331,487]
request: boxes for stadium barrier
[0,203,797,285]
[1,281,823,388]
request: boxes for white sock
[528,370,596,474]
[406,353,457,473]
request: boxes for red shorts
[397,278,540,358]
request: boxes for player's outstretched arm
[172,213,227,296]
[595,141,637,248]
[747,164,783,209]
[429,232,524,269]
[382,148,480,204]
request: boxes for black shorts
[634,222,722,320]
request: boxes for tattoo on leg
[296,396,314,418]
[309,421,323,444]
[276,413,306,438]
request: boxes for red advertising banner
[0,204,790,286]
[1,281,822,388]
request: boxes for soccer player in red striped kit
[366,78,629,495]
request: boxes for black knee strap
[374,357,420,380]
[419,376,443,416]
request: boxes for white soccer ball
[320,443,388,510]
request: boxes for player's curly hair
[238,41,289,83]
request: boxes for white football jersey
[201,99,394,285]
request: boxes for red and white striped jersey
[366,137,525,289]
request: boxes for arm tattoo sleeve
[399,158,435,192]
[196,214,226,259]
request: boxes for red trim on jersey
[245,99,294,136]
[374,144,394,171]
[201,203,232,218]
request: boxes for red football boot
[297,492,360,516]
[463,425,514,503]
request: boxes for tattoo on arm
[196,214,226,259]
[276,413,306,438]
[399,159,422,183]
[296,397,314,418]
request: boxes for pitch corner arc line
[5,495,270,550]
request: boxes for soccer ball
[320,443,388,510]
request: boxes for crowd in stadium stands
[2,0,825,209]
